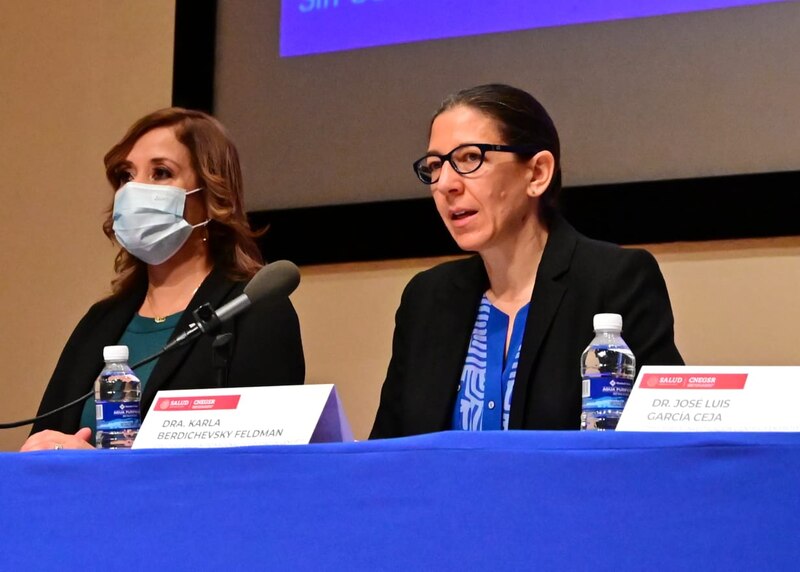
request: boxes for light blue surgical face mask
[112,182,209,265]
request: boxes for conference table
[1,431,798,570]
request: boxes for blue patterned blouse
[452,294,530,431]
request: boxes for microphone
[163,260,301,352]
[0,260,301,430]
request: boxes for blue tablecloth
[1,431,798,570]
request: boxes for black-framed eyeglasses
[412,143,539,184]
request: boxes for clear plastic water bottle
[95,345,141,449]
[580,313,635,431]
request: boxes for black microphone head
[244,260,301,302]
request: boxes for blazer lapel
[141,268,237,406]
[508,216,577,429]
[425,256,488,432]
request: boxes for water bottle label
[96,400,140,431]
[581,373,633,411]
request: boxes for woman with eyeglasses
[370,83,682,438]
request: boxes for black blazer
[371,216,683,438]
[32,267,305,434]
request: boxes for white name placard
[132,384,353,449]
[617,366,800,432]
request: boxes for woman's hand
[19,428,94,451]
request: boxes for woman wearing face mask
[370,84,683,438]
[21,108,305,451]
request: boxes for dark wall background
[174,0,799,265]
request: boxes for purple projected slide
[280,0,785,57]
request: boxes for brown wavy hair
[102,108,263,295]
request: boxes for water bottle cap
[593,313,623,332]
[103,345,129,362]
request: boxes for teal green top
[80,312,182,437]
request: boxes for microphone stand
[212,333,234,389]
[195,303,235,387]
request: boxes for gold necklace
[145,289,169,323]
[145,283,203,323]
[144,271,210,324]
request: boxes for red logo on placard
[640,374,747,390]
[154,395,241,411]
